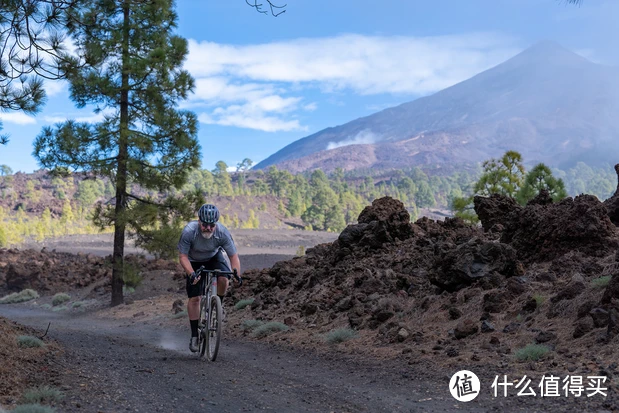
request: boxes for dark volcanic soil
[1,305,612,413]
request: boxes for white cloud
[43,111,111,124]
[0,112,36,125]
[44,79,68,97]
[185,33,520,132]
[327,129,380,150]
[304,102,318,111]
[199,106,304,132]
[187,33,519,94]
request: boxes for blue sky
[1,0,618,173]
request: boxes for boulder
[454,319,478,339]
[603,164,619,226]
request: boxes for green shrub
[234,298,254,311]
[12,404,56,413]
[122,263,142,288]
[592,276,612,288]
[123,286,135,295]
[71,301,84,308]
[0,289,39,304]
[52,293,70,306]
[241,319,264,332]
[325,328,357,344]
[17,335,45,348]
[52,306,67,312]
[251,321,289,338]
[40,304,52,310]
[296,245,306,257]
[0,225,7,247]
[133,223,183,260]
[533,293,545,307]
[515,344,550,361]
[21,386,63,404]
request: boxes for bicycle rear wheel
[206,295,222,361]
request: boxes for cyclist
[178,203,241,352]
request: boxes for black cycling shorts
[186,249,231,298]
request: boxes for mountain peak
[507,40,589,66]
[255,41,619,172]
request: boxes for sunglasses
[200,222,216,229]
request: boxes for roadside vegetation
[1,156,613,254]
[51,293,70,307]
[21,386,63,405]
[515,344,551,361]
[251,322,289,338]
[241,319,265,332]
[0,289,39,304]
[325,328,358,344]
[234,298,255,311]
[17,336,45,349]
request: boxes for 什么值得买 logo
[450,370,480,402]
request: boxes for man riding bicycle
[178,203,241,352]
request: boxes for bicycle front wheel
[206,295,222,361]
[198,297,208,359]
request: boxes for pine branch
[246,0,287,16]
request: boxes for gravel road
[2,305,607,413]
[0,306,461,412]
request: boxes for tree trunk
[111,2,131,306]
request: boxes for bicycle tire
[198,297,208,359]
[206,295,222,361]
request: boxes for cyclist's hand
[188,272,201,285]
[232,269,242,287]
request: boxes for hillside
[255,41,619,173]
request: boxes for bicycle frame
[199,269,238,318]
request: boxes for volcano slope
[226,171,619,406]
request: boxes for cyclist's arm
[229,253,241,278]
[179,252,194,276]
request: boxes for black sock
[218,295,225,305]
[190,319,198,337]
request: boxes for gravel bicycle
[195,266,241,361]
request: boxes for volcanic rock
[535,331,557,343]
[172,299,184,314]
[573,317,594,338]
[603,164,619,226]
[432,238,521,291]
[5,264,32,291]
[475,193,619,263]
[454,319,478,339]
[551,281,586,303]
[481,320,495,333]
[590,308,610,328]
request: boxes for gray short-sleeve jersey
[177,221,237,262]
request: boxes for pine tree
[0,1,78,145]
[33,0,200,305]
[516,163,568,204]
[213,161,233,195]
[452,150,525,222]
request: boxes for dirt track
[20,229,338,257]
[0,306,459,412]
[1,303,613,412]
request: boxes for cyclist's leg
[187,261,208,350]
[187,261,207,318]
